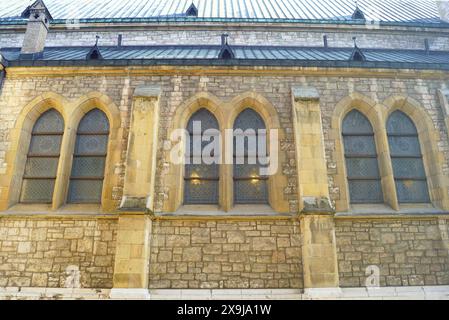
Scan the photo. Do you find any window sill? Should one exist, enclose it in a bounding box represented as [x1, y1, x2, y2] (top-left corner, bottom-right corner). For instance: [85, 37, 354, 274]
[336, 203, 449, 218]
[1, 203, 114, 217]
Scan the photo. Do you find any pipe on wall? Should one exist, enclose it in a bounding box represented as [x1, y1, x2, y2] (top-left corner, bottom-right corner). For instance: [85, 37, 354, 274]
[0, 54, 5, 95]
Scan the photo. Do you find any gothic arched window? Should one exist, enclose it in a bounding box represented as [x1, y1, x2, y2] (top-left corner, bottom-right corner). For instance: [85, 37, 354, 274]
[233, 109, 268, 204]
[20, 109, 64, 203]
[387, 110, 430, 203]
[67, 109, 109, 203]
[342, 110, 383, 203]
[184, 109, 220, 204]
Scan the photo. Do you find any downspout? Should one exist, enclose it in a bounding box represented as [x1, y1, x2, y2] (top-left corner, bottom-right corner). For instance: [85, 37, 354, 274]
[0, 53, 5, 96]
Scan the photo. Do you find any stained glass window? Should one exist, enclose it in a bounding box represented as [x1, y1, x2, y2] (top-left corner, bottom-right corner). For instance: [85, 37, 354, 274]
[233, 109, 268, 204]
[342, 110, 383, 203]
[184, 108, 220, 204]
[387, 111, 430, 203]
[20, 109, 64, 203]
[67, 109, 109, 203]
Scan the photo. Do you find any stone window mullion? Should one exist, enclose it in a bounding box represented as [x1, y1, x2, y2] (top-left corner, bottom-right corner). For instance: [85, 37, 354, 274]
[221, 127, 232, 211]
[51, 126, 75, 210]
[375, 125, 399, 210]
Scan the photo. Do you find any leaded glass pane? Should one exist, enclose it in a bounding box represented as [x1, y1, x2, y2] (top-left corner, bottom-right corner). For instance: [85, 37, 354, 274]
[75, 135, 108, 154]
[32, 110, 64, 133]
[78, 109, 109, 133]
[342, 110, 383, 204]
[234, 156, 269, 165]
[187, 109, 219, 133]
[187, 134, 220, 157]
[342, 110, 373, 135]
[184, 108, 219, 204]
[234, 180, 268, 204]
[348, 180, 383, 203]
[68, 109, 109, 204]
[395, 180, 430, 203]
[233, 111, 267, 157]
[233, 109, 265, 131]
[387, 111, 430, 203]
[345, 158, 380, 178]
[68, 180, 103, 203]
[184, 180, 218, 204]
[20, 109, 63, 203]
[392, 158, 426, 179]
[234, 164, 268, 178]
[20, 179, 55, 203]
[386, 111, 418, 135]
[233, 133, 267, 157]
[187, 156, 221, 166]
[185, 164, 218, 179]
[24, 158, 59, 178]
[343, 136, 376, 155]
[71, 157, 106, 178]
[28, 135, 62, 155]
[387, 136, 421, 156]
[233, 109, 268, 204]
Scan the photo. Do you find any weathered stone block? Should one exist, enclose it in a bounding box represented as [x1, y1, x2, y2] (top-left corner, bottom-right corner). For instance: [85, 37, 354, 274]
[182, 247, 202, 262]
[226, 231, 245, 243]
[252, 237, 277, 251]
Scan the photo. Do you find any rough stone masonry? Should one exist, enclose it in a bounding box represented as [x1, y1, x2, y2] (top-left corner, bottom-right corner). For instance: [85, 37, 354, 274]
[0, 0, 449, 298]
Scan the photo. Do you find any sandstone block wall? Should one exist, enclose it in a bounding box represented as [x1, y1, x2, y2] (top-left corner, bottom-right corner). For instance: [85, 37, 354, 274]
[335, 218, 449, 287]
[0, 217, 118, 288]
[0, 69, 449, 290]
[1, 73, 449, 213]
[149, 219, 302, 289]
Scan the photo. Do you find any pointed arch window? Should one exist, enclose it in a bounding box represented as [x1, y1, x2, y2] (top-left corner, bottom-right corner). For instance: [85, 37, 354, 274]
[233, 109, 268, 204]
[342, 110, 383, 203]
[20, 109, 64, 203]
[67, 109, 109, 203]
[184, 108, 220, 204]
[387, 111, 430, 203]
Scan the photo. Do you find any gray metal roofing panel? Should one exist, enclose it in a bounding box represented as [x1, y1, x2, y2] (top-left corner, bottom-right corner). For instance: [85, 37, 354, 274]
[2, 45, 449, 67]
[0, 0, 445, 25]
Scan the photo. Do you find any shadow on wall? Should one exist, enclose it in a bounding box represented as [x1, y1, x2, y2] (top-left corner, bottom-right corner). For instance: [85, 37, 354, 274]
[0, 69, 4, 94]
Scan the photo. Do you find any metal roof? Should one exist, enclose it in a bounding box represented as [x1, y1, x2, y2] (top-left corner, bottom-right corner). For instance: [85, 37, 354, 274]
[1, 45, 449, 70]
[0, 0, 446, 26]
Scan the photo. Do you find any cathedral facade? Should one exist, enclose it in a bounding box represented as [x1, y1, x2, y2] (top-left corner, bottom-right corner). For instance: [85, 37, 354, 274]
[0, 0, 449, 299]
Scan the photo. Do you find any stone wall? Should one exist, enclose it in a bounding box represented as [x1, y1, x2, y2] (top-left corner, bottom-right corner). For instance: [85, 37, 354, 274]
[0, 27, 448, 50]
[0, 216, 118, 288]
[335, 217, 449, 287]
[2, 214, 449, 290]
[149, 219, 302, 289]
[1, 68, 449, 291]
[0, 75, 134, 209]
[1, 72, 448, 213]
